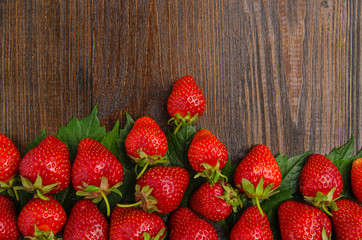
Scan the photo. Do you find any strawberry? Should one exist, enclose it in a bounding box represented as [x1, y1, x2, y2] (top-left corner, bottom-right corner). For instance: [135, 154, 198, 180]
[118, 166, 189, 214]
[63, 199, 109, 240]
[278, 200, 332, 240]
[0, 134, 21, 198]
[188, 129, 228, 183]
[71, 138, 124, 216]
[299, 154, 343, 215]
[331, 199, 362, 239]
[233, 144, 281, 215]
[168, 207, 217, 240]
[167, 75, 206, 133]
[351, 158, 362, 202]
[189, 181, 242, 221]
[125, 116, 168, 178]
[230, 206, 272, 240]
[0, 134, 20, 183]
[0, 195, 19, 240]
[18, 195, 67, 238]
[19, 136, 71, 199]
[109, 206, 166, 240]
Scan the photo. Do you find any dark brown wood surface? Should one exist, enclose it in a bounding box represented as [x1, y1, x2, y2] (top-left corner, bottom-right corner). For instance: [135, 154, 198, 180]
[0, 0, 361, 162]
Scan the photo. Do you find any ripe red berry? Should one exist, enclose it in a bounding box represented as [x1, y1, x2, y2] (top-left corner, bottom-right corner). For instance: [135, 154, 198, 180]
[190, 181, 241, 221]
[18, 195, 67, 238]
[71, 138, 124, 216]
[188, 129, 228, 183]
[0, 134, 20, 184]
[63, 199, 109, 240]
[230, 206, 272, 240]
[125, 116, 168, 178]
[299, 154, 343, 215]
[331, 199, 362, 239]
[0, 195, 19, 240]
[168, 207, 217, 240]
[167, 75, 206, 133]
[119, 166, 189, 214]
[351, 158, 362, 202]
[110, 206, 165, 240]
[233, 144, 281, 215]
[19, 136, 71, 196]
[278, 200, 332, 240]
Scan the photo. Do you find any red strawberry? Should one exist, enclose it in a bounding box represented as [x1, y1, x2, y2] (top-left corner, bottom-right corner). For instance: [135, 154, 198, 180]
[278, 200, 332, 240]
[299, 154, 343, 215]
[63, 199, 109, 240]
[119, 166, 189, 214]
[168, 207, 217, 240]
[19, 136, 71, 198]
[71, 138, 124, 216]
[0, 134, 20, 183]
[188, 129, 228, 183]
[189, 181, 242, 221]
[230, 206, 272, 240]
[167, 75, 206, 133]
[0, 195, 19, 240]
[18, 195, 67, 238]
[331, 199, 362, 239]
[109, 206, 166, 240]
[351, 158, 362, 202]
[233, 144, 281, 215]
[125, 116, 168, 178]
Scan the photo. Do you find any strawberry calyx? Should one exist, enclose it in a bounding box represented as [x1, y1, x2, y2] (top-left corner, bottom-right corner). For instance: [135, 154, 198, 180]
[0, 177, 21, 201]
[25, 225, 60, 240]
[142, 228, 166, 240]
[321, 227, 331, 240]
[218, 183, 243, 212]
[194, 161, 228, 185]
[76, 177, 122, 217]
[128, 150, 169, 179]
[168, 112, 199, 134]
[20, 175, 60, 201]
[117, 185, 159, 213]
[239, 177, 279, 216]
[304, 187, 342, 216]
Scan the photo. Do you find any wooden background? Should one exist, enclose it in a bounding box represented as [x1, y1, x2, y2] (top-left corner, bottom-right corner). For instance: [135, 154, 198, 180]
[0, 0, 361, 163]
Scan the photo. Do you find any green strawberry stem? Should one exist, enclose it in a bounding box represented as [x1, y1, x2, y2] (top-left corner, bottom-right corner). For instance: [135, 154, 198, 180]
[20, 175, 60, 198]
[129, 150, 169, 179]
[142, 228, 166, 240]
[117, 185, 159, 213]
[100, 190, 111, 217]
[240, 177, 279, 216]
[254, 196, 263, 217]
[136, 161, 150, 179]
[304, 187, 341, 217]
[76, 177, 123, 217]
[0, 178, 20, 201]
[195, 161, 228, 185]
[117, 201, 143, 208]
[168, 112, 199, 135]
[26, 225, 58, 240]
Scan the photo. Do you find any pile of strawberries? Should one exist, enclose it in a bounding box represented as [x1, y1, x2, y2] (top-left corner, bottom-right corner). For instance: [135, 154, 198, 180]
[1, 75, 362, 240]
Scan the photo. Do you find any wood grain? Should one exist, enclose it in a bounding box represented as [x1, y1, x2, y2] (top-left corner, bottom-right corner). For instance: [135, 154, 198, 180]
[1, 0, 361, 163]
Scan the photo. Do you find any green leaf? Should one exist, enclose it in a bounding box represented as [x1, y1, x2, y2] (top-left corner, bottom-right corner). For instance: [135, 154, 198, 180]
[56, 105, 106, 160]
[326, 137, 358, 199]
[221, 159, 238, 181]
[277, 150, 311, 194]
[101, 120, 120, 156]
[165, 124, 196, 168]
[23, 129, 47, 156]
[326, 137, 354, 162]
